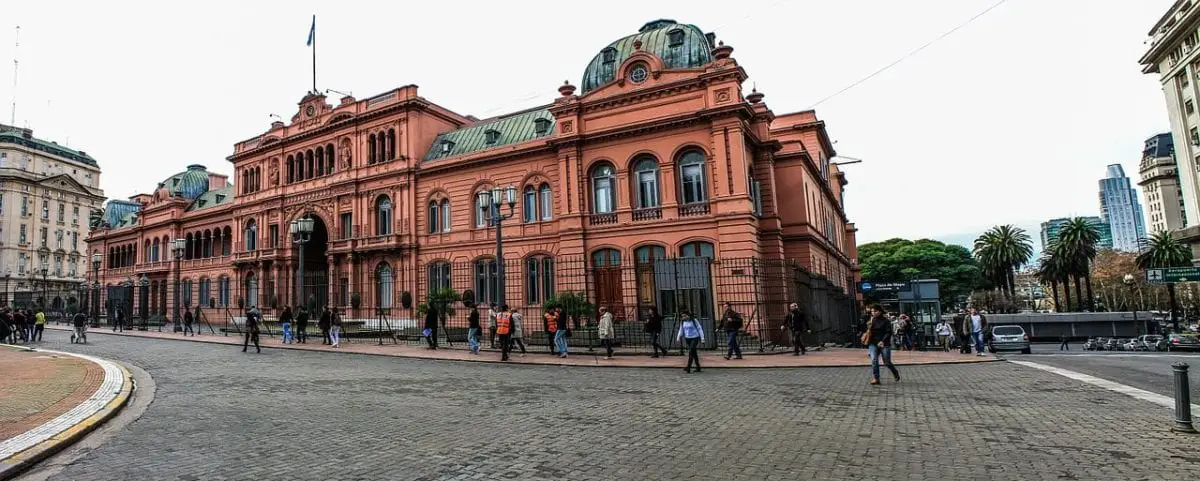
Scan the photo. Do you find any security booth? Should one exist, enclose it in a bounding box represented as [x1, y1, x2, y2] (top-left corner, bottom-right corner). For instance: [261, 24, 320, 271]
[898, 279, 941, 344]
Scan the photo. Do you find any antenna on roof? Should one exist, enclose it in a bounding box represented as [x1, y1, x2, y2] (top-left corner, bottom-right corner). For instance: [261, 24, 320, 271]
[10, 25, 19, 126]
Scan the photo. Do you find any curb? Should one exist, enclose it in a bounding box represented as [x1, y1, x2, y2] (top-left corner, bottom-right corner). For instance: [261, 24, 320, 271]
[0, 348, 134, 481]
[42, 325, 1002, 369]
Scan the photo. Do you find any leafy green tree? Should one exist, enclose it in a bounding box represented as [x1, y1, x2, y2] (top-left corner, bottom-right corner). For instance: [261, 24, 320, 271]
[544, 291, 595, 330]
[857, 238, 985, 308]
[972, 225, 1035, 298]
[1137, 231, 1194, 331]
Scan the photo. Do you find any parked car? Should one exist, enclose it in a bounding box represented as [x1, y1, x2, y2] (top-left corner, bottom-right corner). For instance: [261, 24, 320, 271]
[988, 325, 1031, 354]
[1104, 338, 1121, 351]
[1122, 338, 1147, 351]
[1163, 334, 1200, 352]
[1139, 335, 1162, 352]
[1084, 338, 1102, 351]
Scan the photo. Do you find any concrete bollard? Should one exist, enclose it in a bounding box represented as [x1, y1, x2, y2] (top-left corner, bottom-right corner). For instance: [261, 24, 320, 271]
[1172, 362, 1197, 433]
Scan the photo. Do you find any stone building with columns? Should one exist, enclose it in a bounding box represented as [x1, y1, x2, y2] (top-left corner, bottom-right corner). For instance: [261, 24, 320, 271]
[85, 19, 860, 344]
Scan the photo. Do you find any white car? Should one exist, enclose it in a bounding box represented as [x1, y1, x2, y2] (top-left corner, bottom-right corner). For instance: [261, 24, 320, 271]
[1122, 339, 1147, 351]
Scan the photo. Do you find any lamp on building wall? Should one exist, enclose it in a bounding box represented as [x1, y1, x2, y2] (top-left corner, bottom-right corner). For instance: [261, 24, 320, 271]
[172, 238, 186, 332]
[478, 185, 517, 306]
[290, 216, 314, 309]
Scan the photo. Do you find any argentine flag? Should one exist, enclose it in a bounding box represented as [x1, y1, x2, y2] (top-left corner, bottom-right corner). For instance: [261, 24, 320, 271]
[306, 15, 315, 46]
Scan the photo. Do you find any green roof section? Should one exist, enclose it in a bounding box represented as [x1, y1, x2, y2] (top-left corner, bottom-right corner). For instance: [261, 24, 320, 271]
[0, 125, 98, 167]
[581, 19, 713, 94]
[187, 185, 235, 212]
[422, 107, 555, 162]
[161, 164, 212, 200]
[102, 200, 140, 228]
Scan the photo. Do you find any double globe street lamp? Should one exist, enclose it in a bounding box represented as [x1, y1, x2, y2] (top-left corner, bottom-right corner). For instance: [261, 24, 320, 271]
[91, 253, 102, 325]
[290, 216, 314, 310]
[172, 238, 186, 331]
[477, 185, 517, 306]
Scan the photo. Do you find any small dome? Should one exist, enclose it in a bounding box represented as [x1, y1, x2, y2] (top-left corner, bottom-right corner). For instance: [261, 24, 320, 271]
[162, 164, 211, 200]
[581, 20, 713, 93]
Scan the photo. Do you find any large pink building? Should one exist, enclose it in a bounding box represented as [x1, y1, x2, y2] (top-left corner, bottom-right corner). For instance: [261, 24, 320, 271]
[87, 20, 859, 347]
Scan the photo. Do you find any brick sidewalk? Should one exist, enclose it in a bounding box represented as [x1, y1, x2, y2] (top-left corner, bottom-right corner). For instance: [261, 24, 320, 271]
[45, 325, 998, 368]
[0, 347, 103, 441]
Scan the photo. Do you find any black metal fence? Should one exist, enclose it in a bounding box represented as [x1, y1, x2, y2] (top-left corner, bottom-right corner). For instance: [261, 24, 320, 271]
[205, 256, 857, 352]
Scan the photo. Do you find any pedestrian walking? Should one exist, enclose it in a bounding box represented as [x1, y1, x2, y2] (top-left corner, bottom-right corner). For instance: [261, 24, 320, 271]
[935, 318, 952, 352]
[279, 306, 294, 344]
[1059, 334, 1069, 351]
[644, 306, 667, 358]
[597, 306, 615, 359]
[319, 307, 332, 345]
[676, 310, 704, 373]
[554, 307, 569, 358]
[543, 308, 559, 355]
[423, 303, 439, 350]
[965, 308, 988, 357]
[71, 310, 88, 344]
[863, 305, 900, 385]
[487, 305, 499, 349]
[33, 309, 46, 342]
[781, 302, 810, 355]
[496, 304, 513, 361]
[13, 309, 26, 343]
[510, 306, 527, 356]
[183, 309, 195, 336]
[330, 308, 343, 348]
[113, 307, 125, 333]
[295, 306, 310, 344]
[902, 314, 916, 351]
[242, 308, 261, 353]
[467, 307, 482, 354]
[0, 310, 12, 345]
[720, 302, 744, 360]
[953, 310, 970, 354]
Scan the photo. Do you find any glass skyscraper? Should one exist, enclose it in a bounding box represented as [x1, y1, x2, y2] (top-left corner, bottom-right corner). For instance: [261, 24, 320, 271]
[1099, 164, 1147, 252]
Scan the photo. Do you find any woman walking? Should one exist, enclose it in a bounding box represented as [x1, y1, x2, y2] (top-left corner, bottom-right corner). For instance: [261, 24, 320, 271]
[467, 307, 481, 354]
[598, 306, 615, 359]
[676, 310, 704, 373]
[329, 308, 343, 348]
[644, 306, 667, 358]
[553, 307, 569, 358]
[423, 303, 439, 350]
[242, 307, 261, 353]
[510, 307, 527, 357]
[864, 305, 900, 385]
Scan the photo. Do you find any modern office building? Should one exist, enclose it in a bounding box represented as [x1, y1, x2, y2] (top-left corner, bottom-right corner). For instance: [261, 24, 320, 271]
[0, 124, 106, 308]
[1099, 164, 1147, 252]
[1139, 133, 1187, 233]
[1040, 216, 1113, 252]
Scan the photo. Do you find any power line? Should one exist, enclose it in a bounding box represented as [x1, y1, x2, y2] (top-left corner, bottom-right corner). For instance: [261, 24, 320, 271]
[807, 0, 1010, 109]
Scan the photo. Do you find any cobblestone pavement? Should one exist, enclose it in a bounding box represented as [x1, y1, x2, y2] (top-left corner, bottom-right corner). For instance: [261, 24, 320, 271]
[0, 346, 103, 440]
[28, 329, 1200, 481]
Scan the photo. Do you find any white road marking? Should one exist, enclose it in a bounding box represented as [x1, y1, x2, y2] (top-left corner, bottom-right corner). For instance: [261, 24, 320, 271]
[1008, 360, 1200, 412]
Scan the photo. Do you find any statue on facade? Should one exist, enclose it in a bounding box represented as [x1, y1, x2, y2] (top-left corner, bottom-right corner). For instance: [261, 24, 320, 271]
[340, 138, 352, 169]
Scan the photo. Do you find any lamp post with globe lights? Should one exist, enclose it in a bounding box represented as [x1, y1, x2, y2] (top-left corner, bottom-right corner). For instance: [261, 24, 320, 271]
[1123, 274, 1145, 336]
[290, 216, 314, 310]
[91, 253, 102, 326]
[172, 238, 186, 332]
[477, 185, 517, 307]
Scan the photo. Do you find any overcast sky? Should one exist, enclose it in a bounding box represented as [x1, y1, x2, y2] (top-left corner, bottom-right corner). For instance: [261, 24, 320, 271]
[0, 0, 1177, 247]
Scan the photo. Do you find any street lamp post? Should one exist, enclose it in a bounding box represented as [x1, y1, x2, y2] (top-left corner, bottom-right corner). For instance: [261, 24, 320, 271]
[290, 216, 314, 310]
[1124, 274, 1144, 336]
[2, 271, 10, 308]
[39, 262, 49, 311]
[91, 253, 102, 325]
[172, 238, 186, 332]
[477, 186, 517, 306]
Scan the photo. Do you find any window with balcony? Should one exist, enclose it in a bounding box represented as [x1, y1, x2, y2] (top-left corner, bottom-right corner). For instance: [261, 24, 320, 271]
[19, 224, 26, 244]
[42, 201, 49, 220]
[591, 163, 616, 214]
[244, 219, 258, 251]
[539, 184, 552, 221]
[20, 196, 27, 216]
[633, 156, 661, 211]
[678, 150, 708, 205]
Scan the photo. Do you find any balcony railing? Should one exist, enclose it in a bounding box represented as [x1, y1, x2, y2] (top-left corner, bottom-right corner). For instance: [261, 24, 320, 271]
[632, 207, 662, 221]
[678, 202, 710, 217]
[588, 212, 618, 226]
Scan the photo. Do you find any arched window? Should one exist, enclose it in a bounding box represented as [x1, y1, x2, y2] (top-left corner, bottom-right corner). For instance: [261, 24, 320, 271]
[427, 262, 451, 292]
[244, 219, 257, 251]
[325, 144, 335, 175]
[428, 201, 440, 234]
[475, 258, 499, 306]
[633, 156, 661, 209]
[679, 241, 714, 258]
[316, 147, 324, 177]
[152, 238, 160, 263]
[475, 189, 490, 229]
[592, 248, 621, 267]
[522, 186, 536, 223]
[440, 199, 451, 233]
[678, 150, 708, 205]
[539, 184, 552, 221]
[184, 233, 194, 260]
[376, 196, 393, 236]
[378, 132, 388, 162]
[376, 263, 394, 310]
[526, 255, 555, 304]
[204, 230, 213, 257]
[144, 240, 151, 263]
[221, 227, 232, 256]
[287, 155, 295, 183]
[635, 245, 666, 264]
[368, 133, 377, 164]
[306, 150, 314, 180]
[387, 129, 396, 160]
[591, 163, 616, 214]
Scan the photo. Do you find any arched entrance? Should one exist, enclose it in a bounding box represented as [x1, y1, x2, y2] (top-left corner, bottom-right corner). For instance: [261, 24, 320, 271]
[298, 215, 329, 311]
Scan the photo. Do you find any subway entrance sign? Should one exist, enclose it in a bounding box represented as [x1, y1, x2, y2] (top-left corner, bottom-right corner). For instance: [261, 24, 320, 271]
[1146, 266, 1200, 284]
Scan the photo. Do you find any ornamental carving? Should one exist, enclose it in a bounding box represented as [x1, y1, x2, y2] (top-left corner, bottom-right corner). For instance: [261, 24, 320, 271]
[340, 138, 353, 169]
[269, 158, 280, 186]
[561, 120, 574, 134]
[715, 88, 731, 104]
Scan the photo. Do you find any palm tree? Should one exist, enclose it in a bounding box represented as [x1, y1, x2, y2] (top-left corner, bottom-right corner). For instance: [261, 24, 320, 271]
[1040, 241, 1075, 311]
[973, 225, 1035, 298]
[1136, 231, 1194, 331]
[1057, 217, 1102, 311]
[1035, 253, 1062, 312]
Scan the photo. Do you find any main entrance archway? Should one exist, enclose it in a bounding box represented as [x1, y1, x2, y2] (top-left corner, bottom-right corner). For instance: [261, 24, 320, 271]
[297, 215, 329, 311]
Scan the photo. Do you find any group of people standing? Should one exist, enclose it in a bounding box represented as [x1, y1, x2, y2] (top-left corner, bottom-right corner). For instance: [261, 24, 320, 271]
[0, 307, 47, 344]
[240, 305, 344, 354]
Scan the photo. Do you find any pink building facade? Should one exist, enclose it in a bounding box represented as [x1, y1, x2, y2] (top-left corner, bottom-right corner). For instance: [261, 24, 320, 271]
[86, 20, 859, 345]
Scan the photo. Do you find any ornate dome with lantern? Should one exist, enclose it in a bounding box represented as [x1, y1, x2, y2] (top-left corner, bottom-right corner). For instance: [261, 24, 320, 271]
[580, 19, 715, 94]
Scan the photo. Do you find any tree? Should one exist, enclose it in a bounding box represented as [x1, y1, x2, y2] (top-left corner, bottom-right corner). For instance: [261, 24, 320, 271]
[1137, 231, 1194, 331]
[544, 292, 595, 330]
[857, 238, 985, 308]
[972, 225, 1035, 298]
[1057, 217, 1101, 311]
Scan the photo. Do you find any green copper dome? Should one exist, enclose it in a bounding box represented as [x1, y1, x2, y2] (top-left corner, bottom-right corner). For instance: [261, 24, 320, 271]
[581, 20, 714, 94]
[161, 164, 211, 200]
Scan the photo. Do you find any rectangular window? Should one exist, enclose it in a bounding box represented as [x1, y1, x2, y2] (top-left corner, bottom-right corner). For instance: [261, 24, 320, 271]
[18, 253, 26, 275]
[751, 180, 763, 216]
[40, 227, 47, 247]
[540, 187, 552, 221]
[429, 203, 440, 233]
[57, 203, 64, 222]
[427, 263, 451, 292]
[1191, 127, 1199, 145]
[681, 164, 707, 204]
[200, 279, 212, 307]
[523, 188, 536, 223]
[543, 257, 555, 300]
[442, 202, 452, 232]
[269, 224, 279, 248]
[21, 196, 28, 216]
[42, 201, 49, 219]
[1189, 100, 1196, 115]
[526, 258, 540, 304]
[69, 260, 77, 277]
[19, 224, 26, 244]
[1181, 72, 1191, 89]
[54, 254, 63, 276]
[637, 170, 659, 208]
[340, 212, 352, 239]
[476, 196, 489, 228]
[475, 260, 498, 306]
[594, 178, 614, 213]
[55, 229, 62, 248]
[0, 193, 3, 215]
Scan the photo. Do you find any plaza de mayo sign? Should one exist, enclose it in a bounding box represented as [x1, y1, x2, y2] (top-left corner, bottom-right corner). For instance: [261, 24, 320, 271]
[1146, 266, 1200, 284]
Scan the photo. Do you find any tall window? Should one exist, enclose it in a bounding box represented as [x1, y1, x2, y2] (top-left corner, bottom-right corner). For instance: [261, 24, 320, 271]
[218, 276, 231, 307]
[21, 196, 28, 216]
[340, 212, 353, 239]
[152, 238, 160, 262]
[19, 224, 26, 244]
[428, 201, 443, 233]
[72, 232, 78, 251]
[245, 272, 259, 308]
[244, 219, 257, 251]
[475, 192, 490, 228]
[523, 186, 536, 223]
[72, 205, 78, 224]
[42, 200, 49, 219]
[678, 150, 708, 204]
[181, 279, 193, 308]
[376, 263, 394, 310]
[440, 200, 451, 233]
[526, 256, 555, 304]
[591, 163, 616, 213]
[376, 196, 393, 236]
[475, 258, 499, 306]
[679, 241, 715, 258]
[18, 253, 26, 274]
[268, 224, 279, 248]
[633, 156, 660, 208]
[200, 278, 212, 307]
[368, 133, 377, 164]
[428, 262, 451, 292]
[539, 184, 552, 220]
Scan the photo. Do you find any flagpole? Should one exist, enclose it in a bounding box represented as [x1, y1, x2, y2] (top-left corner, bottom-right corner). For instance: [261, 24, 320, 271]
[311, 15, 316, 94]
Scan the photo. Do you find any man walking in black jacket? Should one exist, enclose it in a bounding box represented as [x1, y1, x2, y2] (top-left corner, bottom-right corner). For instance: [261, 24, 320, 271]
[782, 302, 810, 355]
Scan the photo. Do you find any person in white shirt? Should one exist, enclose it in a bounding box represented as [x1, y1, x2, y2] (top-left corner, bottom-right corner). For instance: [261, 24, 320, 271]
[964, 308, 988, 356]
[676, 310, 705, 373]
[935, 319, 952, 352]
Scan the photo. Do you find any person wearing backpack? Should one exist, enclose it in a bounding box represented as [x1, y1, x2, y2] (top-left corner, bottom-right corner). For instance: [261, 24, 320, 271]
[720, 302, 744, 360]
[330, 307, 343, 348]
[495, 304, 513, 361]
[242, 307, 261, 353]
[644, 306, 667, 358]
[676, 310, 704, 373]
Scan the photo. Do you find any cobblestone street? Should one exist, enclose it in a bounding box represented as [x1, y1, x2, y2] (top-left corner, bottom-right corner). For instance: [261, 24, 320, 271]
[24, 329, 1200, 480]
